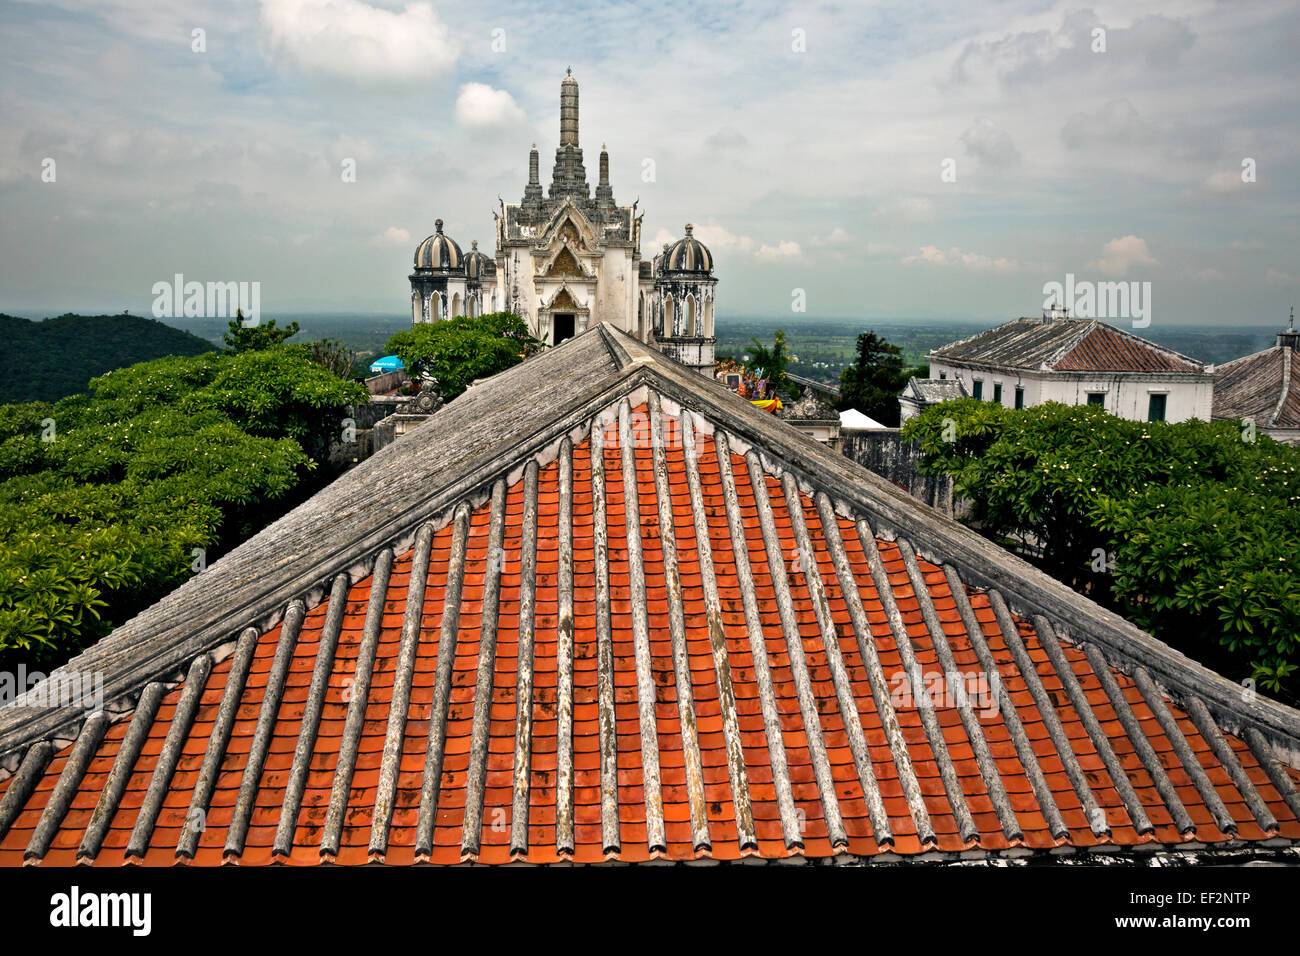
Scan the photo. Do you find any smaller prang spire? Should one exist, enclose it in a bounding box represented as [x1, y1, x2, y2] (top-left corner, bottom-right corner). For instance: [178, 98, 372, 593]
[522, 142, 543, 209]
[595, 142, 614, 208]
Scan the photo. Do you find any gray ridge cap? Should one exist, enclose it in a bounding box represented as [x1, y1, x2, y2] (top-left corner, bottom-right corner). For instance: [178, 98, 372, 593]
[3, 324, 1298, 770]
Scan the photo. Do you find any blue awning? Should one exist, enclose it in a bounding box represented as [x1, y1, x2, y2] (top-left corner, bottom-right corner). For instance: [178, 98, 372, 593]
[369, 355, 404, 373]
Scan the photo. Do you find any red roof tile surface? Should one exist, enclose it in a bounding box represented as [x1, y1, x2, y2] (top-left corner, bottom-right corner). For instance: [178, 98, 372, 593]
[3, 402, 1297, 865]
[1054, 323, 1201, 373]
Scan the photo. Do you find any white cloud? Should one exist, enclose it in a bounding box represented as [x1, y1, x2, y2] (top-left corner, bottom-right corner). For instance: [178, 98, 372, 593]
[901, 245, 1019, 272]
[260, 0, 457, 86]
[455, 83, 526, 129]
[876, 197, 937, 225]
[1203, 169, 1248, 193]
[808, 227, 852, 248]
[1095, 235, 1156, 276]
[690, 222, 756, 254]
[960, 117, 1020, 169]
[756, 240, 802, 261]
[371, 226, 410, 246]
[1266, 269, 1295, 285]
[1186, 267, 1225, 282]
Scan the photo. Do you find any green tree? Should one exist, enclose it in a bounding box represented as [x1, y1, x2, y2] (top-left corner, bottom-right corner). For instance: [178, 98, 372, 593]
[744, 330, 797, 398]
[223, 310, 300, 352]
[0, 346, 366, 667]
[838, 330, 923, 427]
[902, 400, 1300, 698]
[298, 337, 358, 380]
[384, 312, 542, 400]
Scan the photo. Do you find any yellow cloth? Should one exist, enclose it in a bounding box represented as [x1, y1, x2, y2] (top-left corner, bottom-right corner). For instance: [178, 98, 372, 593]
[750, 398, 783, 414]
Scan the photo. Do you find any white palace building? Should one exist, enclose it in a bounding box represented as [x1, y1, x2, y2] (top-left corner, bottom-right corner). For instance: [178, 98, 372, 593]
[407, 71, 718, 375]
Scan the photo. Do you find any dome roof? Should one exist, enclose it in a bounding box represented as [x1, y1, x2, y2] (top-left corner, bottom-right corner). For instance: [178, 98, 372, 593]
[465, 239, 496, 281]
[414, 219, 464, 272]
[663, 223, 713, 273]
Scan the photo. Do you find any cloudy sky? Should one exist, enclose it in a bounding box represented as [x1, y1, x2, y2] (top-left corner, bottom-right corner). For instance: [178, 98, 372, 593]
[1, 0, 1297, 325]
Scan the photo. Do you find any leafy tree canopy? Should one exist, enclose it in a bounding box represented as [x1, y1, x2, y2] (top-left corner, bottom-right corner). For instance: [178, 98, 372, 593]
[0, 313, 212, 404]
[901, 400, 1300, 697]
[743, 330, 798, 398]
[223, 310, 300, 352]
[0, 346, 366, 667]
[384, 312, 543, 400]
[838, 330, 925, 426]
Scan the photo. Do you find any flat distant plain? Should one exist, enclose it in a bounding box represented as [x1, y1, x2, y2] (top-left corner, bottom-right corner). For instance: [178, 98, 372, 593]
[13, 311, 1282, 391]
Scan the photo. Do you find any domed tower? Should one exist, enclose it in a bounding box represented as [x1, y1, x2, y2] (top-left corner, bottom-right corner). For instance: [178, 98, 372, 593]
[651, 223, 717, 375]
[410, 219, 467, 323]
[463, 240, 498, 317]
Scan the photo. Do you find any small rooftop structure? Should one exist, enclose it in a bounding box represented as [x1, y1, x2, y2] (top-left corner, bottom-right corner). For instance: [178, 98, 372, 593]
[779, 389, 841, 446]
[1211, 308, 1300, 444]
[899, 376, 969, 423]
[840, 408, 886, 431]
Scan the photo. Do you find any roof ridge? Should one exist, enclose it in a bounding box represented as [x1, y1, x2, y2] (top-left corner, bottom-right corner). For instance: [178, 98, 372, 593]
[1269, 344, 1291, 427]
[1043, 319, 1098, 369]
[1086, 320, 1205, 371]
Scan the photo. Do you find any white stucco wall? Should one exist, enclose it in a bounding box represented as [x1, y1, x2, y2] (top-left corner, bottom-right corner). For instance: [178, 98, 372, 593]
[929, 359, 1214, 423]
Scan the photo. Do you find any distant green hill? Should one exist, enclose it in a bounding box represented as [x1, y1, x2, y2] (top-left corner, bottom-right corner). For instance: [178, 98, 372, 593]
[0, 313, 215, 403]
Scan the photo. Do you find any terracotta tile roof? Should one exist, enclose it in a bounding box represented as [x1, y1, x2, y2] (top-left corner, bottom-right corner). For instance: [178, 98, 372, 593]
[932, 318, 1206, 375]
[1213, 344, 1299, 428]
[2, 327, 1297, 866]
[1053, 322, 1203, 373]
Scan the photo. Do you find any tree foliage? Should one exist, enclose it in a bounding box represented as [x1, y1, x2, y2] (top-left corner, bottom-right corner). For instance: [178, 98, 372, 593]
[297, 337, 358, 380]
[837, 330, 924, 427]
[0, 346, 367, 667]
[0, 313, 212, 404]
[744, 330, 798, 398]
[222, 311, 300, 352]
[901, 400, 1300, 697]
[384, 312, 542, 400]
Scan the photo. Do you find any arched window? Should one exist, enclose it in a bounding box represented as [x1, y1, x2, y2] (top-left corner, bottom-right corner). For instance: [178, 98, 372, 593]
[412, 292, 420, 324]
[451, 293, 462, 318]
[704, 298, 714, 337]
[686, 294, 696, 336]
[431, 292, 442, 322]
[662, 294, 674, 336]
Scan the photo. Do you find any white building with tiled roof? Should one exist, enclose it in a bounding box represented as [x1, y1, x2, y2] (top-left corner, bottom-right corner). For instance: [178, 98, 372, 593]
[909, 309, 1214, 424]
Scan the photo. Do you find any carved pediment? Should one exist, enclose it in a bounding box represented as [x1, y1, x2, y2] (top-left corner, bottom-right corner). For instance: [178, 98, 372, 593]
[546, 247, 583, 277]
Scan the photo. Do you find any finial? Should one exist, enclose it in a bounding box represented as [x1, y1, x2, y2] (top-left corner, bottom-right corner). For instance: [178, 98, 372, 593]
[685, 222, 693, 236]
[435, 218, 443, 233]
[531, 142, 537, 150]
[566, 66, 572, 77]
[472, 240, 478, 250]
[1290, 305, 1295, 330]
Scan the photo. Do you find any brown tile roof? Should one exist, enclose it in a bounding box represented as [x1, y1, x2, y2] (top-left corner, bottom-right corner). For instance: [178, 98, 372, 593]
[2, 328, 1297, 866]
[1213, 345, 1299, 428]
[933, 318, 1206, 375]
